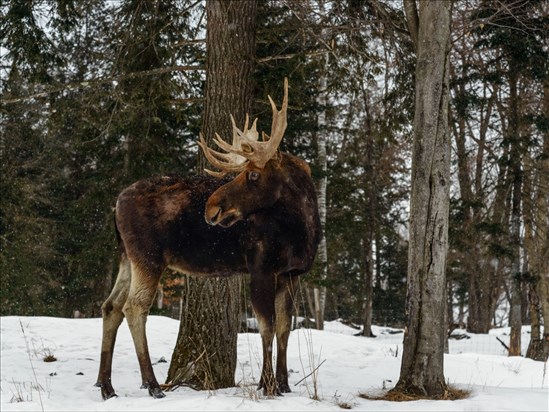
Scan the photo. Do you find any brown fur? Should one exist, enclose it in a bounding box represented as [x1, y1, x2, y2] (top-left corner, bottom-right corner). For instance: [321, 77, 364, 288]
[96, 153, 322, 399]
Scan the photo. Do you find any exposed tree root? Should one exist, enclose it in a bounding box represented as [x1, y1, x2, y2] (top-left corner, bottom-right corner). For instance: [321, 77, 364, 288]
[359, 385, 470, 402]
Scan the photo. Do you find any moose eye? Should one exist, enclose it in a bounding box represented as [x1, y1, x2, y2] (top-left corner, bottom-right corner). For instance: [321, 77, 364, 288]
[248, 171, 260, 181]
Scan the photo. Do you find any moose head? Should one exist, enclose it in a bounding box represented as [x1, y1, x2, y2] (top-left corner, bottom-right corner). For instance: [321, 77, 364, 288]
[199, 78, 289, 228]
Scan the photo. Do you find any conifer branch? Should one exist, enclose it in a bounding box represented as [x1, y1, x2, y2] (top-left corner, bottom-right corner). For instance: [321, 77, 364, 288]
[1, 65, 204, 104]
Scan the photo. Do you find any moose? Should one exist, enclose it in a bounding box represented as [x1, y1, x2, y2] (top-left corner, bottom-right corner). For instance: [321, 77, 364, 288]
[95, 79, 322, 400]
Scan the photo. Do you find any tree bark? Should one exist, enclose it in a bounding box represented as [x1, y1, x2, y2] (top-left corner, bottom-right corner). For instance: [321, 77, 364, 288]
[311, 0, 328, 331]
[507, 67, 522, 357]
[451, 31, 502, 335]
[313, 65, 328, 331]
[393, 0, 452, 398]
[360, 87, 375, 337]
[167, 276, 242, 389]
[538, 81, 549, 358]
[167, 0, 257, 390]
[524, 79, 549, 361]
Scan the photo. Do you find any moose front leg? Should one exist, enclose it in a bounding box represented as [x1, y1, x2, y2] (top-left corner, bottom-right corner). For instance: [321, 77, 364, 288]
[250, 275, 278, 396]
[274, 275, 299, 393]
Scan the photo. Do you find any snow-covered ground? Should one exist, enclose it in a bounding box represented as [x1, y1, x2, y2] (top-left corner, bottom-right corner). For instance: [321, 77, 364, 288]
[1, 316, 547, 411]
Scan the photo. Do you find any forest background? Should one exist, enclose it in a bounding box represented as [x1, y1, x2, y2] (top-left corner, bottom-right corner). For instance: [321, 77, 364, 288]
[1, 0, 548, 360]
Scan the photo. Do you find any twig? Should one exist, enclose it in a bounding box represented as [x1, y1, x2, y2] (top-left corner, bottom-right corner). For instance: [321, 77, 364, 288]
[257, 49, 330, 63]
[294, 359, 326, 386]
[19, 320, 44, 412]
[164, 348, 208, 391]
[2, 65, 204, 105]
[496, 336, 509, 352]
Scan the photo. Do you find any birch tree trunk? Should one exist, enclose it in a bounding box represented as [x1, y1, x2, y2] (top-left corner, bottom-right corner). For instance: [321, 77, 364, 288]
[393, 0, 452, 397]
[313, 69, 328, 331]
[311, 0, 328, 330]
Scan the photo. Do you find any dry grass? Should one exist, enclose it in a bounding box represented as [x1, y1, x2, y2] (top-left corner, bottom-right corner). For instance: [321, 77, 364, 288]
[332, 391, 357, 409]
[43, 354, 57, 363]
[360, 385, 470, 402]
[337, 401, 353, 409]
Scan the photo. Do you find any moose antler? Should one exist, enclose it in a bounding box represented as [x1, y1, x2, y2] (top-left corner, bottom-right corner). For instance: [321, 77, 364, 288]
[198, 78, 288, 177]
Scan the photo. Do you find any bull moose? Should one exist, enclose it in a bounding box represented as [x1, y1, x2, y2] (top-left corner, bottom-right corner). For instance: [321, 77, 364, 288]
[95, 79, 322, 399]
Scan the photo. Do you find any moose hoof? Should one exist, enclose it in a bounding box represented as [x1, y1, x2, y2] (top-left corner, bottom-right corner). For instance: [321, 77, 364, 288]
[103, 391, 118, 400]
[140, 381, 165, 398]
[278, 382, 291, 393]
[148, 387, 166, 399]
[95, 382, 118, 400]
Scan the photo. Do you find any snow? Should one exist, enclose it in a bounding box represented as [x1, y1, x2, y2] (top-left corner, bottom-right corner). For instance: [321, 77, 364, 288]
[1, 316, 547, 411]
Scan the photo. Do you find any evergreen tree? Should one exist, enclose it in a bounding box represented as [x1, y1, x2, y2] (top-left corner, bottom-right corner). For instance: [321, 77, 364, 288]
[1, 0, 203, 316]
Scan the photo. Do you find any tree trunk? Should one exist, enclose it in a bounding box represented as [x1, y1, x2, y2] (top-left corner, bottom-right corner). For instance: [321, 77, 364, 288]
[525, 281, 546, 361]
[452, 47, 500, 335]
[313, 74, 327, 328]
[312, 0, 328, 331]
[304, 285, 317, 328]
[466, 133, 510, 333]
[167, 0, 257, 390]
[507, 68, 522, 357]
[361, 234, 374, 337]
[393, 0, 452, 398]
[167, 276, 241, 389]
[538, 81, 549, 358]
[360, 86, 375, 338]
[524, 79, 549, 361]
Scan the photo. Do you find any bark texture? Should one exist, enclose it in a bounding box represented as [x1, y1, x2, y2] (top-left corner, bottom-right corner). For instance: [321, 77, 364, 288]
[393, 0, 452, 397]
[507, 67, 523, 357]
[166, 0, 257, 390]
[314, 68, 328, 331]
[524, 80, 549, 361]
[361, 92, 375, 337]
[167, 276, 242, 389]
[451, 48, 501, 333]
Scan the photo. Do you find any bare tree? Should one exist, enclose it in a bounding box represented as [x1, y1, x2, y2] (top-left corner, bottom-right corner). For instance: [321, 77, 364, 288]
[313, 0, 328, 331]
[524, 79, 549, 361]
[392, 0, 452, 397]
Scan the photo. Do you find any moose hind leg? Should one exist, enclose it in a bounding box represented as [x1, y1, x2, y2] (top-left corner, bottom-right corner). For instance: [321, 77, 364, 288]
[274, 275, 299, 393]
[123, 262, 165, 399]
[251, 276, 278, 396]
[96, 255, 131, 400]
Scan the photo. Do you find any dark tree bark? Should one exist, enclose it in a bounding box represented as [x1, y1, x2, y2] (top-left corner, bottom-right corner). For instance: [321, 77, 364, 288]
[451, 47, 499, 334]
[393, 0, 452, 398]
[507, 66, 523, 357]
[524, 80, 549, 361]
[166, 0, 257, 390]
[452, 76, 500, 334]
[360, 92, 375, 337]
[538, 81, 549, 359]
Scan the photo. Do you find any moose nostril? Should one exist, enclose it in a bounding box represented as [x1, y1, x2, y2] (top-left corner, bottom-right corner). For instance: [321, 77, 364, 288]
[213, 207, 221, 222]
[206, 206, 222, 225]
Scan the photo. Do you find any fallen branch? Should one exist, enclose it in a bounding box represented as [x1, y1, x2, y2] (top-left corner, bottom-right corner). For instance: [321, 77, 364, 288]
[496, 336, 509, 352]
